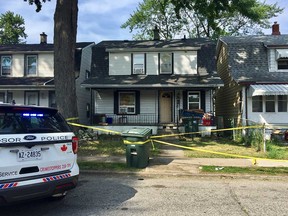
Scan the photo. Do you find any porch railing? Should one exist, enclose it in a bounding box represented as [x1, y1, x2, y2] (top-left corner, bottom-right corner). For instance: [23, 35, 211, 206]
[92, 113, 159, 125]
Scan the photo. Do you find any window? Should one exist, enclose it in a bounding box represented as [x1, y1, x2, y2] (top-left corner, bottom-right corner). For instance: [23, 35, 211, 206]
[160, 53, 172, 74]
[133, 53, 145, 74]
[119, 92, 136, 114]
[25, 91, 39, 106]
[252, 96, 263, 112]
[265, 95, 275, 112]
[0, 92, 13, 103]
[49, 91, 57, 108]
[188, 92, 200, 110]
[26, 55, 37, 75]
[1, 56, 12, 76]
[277, 59, 288, 70]
[278, 95, 287, 112]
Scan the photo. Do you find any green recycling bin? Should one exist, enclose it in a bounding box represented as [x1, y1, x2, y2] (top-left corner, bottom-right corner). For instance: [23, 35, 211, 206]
[182, 117, 199, 137]
[122, 128, 152, 168]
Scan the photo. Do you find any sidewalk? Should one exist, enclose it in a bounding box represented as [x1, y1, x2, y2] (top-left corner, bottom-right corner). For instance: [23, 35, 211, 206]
[78, 145, 288, 177]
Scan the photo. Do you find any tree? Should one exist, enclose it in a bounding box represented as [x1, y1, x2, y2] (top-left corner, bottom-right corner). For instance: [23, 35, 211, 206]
[122, 0, 283, 40]
[121, 0, 184, 40]
[26, 0, 78, 119]
[0, 11, 27, 44]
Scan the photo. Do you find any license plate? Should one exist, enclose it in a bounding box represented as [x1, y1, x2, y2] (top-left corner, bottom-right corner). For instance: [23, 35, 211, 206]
[17, 149, 42, 161]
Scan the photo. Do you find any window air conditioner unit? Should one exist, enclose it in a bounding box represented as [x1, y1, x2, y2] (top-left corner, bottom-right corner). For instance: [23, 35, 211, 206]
[133, 68, 144, 74]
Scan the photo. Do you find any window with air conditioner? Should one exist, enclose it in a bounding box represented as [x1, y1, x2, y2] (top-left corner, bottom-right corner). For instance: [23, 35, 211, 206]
[1, 56, 12, 76]
[119, 92, 136, 114]
[133, 53, 145, 74]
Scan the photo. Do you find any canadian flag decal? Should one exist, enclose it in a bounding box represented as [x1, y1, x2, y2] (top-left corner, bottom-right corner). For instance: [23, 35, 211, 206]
[61, 144, 68, 152]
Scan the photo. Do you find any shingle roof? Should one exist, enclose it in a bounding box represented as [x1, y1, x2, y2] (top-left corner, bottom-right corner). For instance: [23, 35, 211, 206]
[82, 39, 223, 88]
[0, 77, 54, 86]
[218, 35, 288, 84]
[0, 42, 94, 52]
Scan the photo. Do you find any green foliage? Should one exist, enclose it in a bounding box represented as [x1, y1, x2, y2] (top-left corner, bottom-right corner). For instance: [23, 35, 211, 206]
[122, 0, 283, 39]
[121, 0, 184, 40]
[0, 11, 27, 44]
[24, 0, 50, 12]
[201, 165, 288, 175]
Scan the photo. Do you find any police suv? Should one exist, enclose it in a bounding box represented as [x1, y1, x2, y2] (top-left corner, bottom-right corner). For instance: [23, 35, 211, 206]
[0, 104, 79, 204]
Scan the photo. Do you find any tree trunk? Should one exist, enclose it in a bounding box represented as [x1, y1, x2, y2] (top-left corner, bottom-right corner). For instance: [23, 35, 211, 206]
[54, 0, 78, 119]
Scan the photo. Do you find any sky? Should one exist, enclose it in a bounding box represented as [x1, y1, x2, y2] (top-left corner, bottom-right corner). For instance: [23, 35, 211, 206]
[0, 0, 287, 44]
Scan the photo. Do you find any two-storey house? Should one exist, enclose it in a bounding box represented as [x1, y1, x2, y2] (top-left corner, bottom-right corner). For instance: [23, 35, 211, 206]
[80, 32, 223, 133]
[0, 32, 93, 108]
[216, 22, 288, 133]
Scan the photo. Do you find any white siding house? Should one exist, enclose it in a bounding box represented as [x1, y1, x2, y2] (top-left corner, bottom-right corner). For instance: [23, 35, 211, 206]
[81, 36, 223, 134]
[216, 22, 288, 133]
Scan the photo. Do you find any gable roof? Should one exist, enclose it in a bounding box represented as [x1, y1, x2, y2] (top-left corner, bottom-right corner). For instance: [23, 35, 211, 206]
[82, 38, 223, 88]
[217, 35, 288, 84]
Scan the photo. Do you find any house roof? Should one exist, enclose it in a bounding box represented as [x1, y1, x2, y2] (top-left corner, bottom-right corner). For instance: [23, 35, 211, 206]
[82, 38, 223, 88]
[0, 77, 54, 90]
[0, 42, 94, 52]
[217, 35, 288, 84]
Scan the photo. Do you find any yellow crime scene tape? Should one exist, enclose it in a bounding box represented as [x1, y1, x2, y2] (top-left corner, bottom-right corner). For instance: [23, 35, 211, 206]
[68, 122, 121, 135]
[67, 120, 288, 165]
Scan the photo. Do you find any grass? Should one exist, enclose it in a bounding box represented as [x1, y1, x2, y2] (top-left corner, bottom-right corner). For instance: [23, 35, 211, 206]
[78, 134, 126, 156]
[200, 166, 288, 176]
[174, 136, 288, 160]
[77, 133, 288, 175]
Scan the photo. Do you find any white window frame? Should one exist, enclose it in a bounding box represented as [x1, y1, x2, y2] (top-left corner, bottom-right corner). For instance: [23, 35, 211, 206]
[118, 92, 136, 114]
[160, 53, 172, 74]
[188, 91, 201, 110]
[133, 53, 145, 74]
[1, 56, 12, 76]
[26, 55, 37, 76]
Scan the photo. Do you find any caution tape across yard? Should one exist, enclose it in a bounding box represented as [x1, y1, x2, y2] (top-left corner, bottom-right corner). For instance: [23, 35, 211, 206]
[152, 139, 288, 165]
[67, 121, 288, 165]
[68, 122, 121, 135]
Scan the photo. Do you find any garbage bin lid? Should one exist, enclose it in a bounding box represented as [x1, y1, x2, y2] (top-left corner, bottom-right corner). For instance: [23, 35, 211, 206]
[121, 128, 152, 137]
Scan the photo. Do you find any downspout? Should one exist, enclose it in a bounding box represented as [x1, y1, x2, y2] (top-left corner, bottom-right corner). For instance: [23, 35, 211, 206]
[245, 86, 248, 124]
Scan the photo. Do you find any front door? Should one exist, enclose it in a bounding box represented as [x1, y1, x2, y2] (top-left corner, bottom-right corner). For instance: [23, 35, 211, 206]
[160, 91, 172, 123]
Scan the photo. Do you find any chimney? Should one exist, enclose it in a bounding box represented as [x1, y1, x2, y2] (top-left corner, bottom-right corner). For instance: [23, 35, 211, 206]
[40, 32, 47, 44]
[153, 26, 160, 40]
[272, 22, 280, 35]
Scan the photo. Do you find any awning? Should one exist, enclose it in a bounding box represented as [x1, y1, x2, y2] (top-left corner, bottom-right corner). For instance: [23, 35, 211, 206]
[276, 49, 288, 59]
[250, 84, 288, 96]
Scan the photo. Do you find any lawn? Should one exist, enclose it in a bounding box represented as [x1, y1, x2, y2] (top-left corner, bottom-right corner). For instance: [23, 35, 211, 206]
[78, 133, 288, 160]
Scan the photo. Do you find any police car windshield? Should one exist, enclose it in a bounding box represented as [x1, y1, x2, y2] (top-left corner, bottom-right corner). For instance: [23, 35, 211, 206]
[0, 111, 71, 134]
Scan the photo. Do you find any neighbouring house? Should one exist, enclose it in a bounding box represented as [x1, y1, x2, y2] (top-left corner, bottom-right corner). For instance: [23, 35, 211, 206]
[80, 31, 223, 134]
[215, 22, 288, 137]
[0, 32, 93, 108]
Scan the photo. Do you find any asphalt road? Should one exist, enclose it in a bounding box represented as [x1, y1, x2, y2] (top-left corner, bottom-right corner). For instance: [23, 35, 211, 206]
[1, 173, 288, 216]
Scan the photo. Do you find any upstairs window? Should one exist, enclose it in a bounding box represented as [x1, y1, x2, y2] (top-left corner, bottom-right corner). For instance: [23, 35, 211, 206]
[132, 53, 145, 75]
[160, 53, 173, 74]
[1, 56, 12, 76]
[26, 55, 37, 76]
[119, 92, 136, 114]
[188, 92, 200, 110]
[276, 49, 288, 70]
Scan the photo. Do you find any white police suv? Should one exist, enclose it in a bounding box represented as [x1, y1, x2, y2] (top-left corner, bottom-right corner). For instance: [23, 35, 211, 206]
[0, 104, 79, 205]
